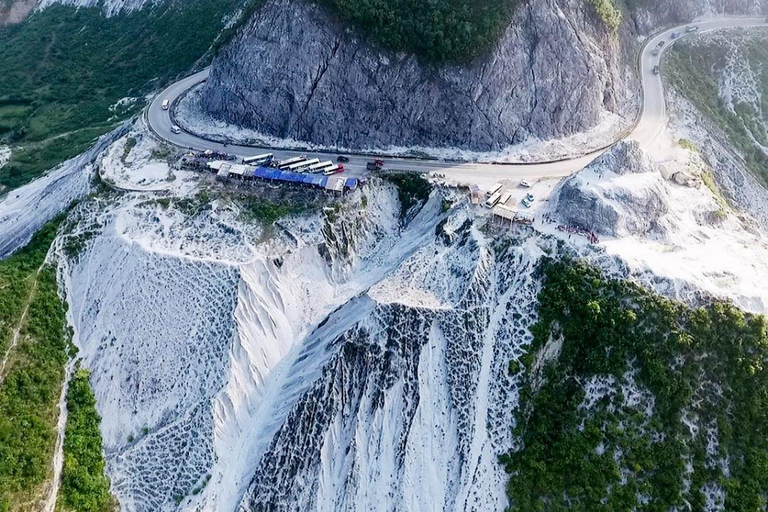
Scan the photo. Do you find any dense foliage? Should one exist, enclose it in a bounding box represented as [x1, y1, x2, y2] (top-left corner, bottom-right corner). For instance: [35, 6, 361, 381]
[666, 32, 768, 186]
[0, 0, 237, 191]
[0, 219, 69, 510]
[503, 259, 768, 511]
[585, 0, 622, 30]
[384, 173, 432, 220]
[58, 367, 114, 512]
[315, 0, 516, 62]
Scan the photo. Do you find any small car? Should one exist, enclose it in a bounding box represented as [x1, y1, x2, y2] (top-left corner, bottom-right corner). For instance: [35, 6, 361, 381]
[519, 180, 532, 188]
[671, 32, 681, 39]
[653, 65, 660, 75]
[686, 26, 699, 33]
[657, 40, 665, 47]
[337, 155, 350, 163]
[171, 125, 181, 134]
[652, 48, 660, 56]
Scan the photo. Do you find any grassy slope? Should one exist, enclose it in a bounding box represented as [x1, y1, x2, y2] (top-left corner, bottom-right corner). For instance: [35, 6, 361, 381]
[0, 0, 238, 192]
[57, 366, 115, 512]
[666, 31, 768, 186]
[0, 218, 69, 511]
[503, 259, 768, 511]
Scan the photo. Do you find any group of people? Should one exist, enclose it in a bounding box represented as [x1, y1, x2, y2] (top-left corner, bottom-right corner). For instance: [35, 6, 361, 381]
[556, 224, 599, 244]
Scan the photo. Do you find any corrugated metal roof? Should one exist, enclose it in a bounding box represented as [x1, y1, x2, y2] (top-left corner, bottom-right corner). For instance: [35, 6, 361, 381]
[325, 176, 345, 192]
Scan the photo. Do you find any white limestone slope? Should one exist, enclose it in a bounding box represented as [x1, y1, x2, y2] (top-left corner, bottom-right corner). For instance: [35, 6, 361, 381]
[36, 0, 153, 16]
[56, 151, 552, 512]
[235, 207, 546, 512]
[0, 122, 129, 258]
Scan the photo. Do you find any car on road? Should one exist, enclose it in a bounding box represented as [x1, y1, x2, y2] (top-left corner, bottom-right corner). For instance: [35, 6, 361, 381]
[686, 26, 698, 33]
[653, 65, 660, 75]
[162, 99, 170, 110]
[652, 48, 660, 56]
[519, 180, 532, 188]
[171, 125, 181, 134]
[337, 155, 350, 163]
[657, 40, 665, 48]
[671, 32, 681, 39]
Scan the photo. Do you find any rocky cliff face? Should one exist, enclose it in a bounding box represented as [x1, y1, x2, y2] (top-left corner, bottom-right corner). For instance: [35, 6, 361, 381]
[199, 0, 765, 152]
[552, 141, 670, 237]
[201, 0, 635, 152]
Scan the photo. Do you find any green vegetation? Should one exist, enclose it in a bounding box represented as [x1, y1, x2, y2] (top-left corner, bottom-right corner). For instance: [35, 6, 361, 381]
[384, 173, 432, 220]
[503, 258, 768, 511]
[666, 32, 768, 186]
[0, 0, 238, 192]
[677, 138, 697, 152]
[585, 0, 622, 30]
[0, 217, 61, 357]
[58, 366, 115, 512]
[315, 0, 516, 62]
[239, 199, 308, 225]
[0, 218, 70, 511]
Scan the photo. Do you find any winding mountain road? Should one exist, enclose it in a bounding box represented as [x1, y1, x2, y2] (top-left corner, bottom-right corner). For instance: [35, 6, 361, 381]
[147, 16, 767, 180]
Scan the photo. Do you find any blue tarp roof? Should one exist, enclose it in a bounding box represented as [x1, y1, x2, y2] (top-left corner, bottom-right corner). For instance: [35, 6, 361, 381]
[345, 178, 358, 189]
[249, 166, 333, 188]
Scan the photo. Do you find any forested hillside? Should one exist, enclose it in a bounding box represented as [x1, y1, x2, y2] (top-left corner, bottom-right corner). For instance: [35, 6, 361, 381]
[0, 0, 238, 193]
[505, 259, 768, 510]
[666, 30, 768, 185]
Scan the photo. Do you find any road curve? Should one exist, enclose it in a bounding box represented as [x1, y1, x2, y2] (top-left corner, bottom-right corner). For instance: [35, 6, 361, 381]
[147, 16, 767, 180]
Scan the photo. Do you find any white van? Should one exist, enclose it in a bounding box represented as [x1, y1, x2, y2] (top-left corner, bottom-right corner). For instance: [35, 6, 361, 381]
[162, 99, 170, 110]
[171, 125, 181, 134]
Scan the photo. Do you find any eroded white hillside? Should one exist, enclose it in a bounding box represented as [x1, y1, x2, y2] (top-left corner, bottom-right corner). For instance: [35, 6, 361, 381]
[42, 102, 768, 512]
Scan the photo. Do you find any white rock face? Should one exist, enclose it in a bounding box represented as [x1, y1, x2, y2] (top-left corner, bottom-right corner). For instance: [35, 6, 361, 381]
[0, 123, 128, 258]
[36, 0, 154, 17]
[55, 168, 552, 512]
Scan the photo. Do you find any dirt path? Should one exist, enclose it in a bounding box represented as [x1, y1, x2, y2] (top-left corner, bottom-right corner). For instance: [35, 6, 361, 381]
[0, 268, 41, 384]
[43, 356, 75, 512]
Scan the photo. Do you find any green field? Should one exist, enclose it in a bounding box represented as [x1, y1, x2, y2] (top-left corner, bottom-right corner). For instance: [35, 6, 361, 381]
[0, 0, 239, 192]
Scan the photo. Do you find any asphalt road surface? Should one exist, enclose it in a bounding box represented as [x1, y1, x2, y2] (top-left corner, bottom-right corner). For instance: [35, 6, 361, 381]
[147, 16, 767, 181]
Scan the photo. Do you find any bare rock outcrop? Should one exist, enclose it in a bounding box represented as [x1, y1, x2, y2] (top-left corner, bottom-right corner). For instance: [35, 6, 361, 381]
[199, 0, 765, 152]
[201, 0, 636, 152]
[553, 141, 670, 237]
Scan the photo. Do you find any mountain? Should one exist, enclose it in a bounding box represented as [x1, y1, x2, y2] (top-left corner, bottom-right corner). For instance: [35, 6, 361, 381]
[197, 0, 766, 152]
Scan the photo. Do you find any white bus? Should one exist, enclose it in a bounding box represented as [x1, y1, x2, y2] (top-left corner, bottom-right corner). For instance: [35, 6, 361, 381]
[308, 160, 334, 173]
[162, 99, 170, 110]
[277, 157, 306, 169]
[243, 153, 273, 165]
[485, 192, 502, 208]
[285, 158, 320, 172]
[499, 192, 512, 205]
[322, 165, 342, 176]
[488, 183, 502, 197]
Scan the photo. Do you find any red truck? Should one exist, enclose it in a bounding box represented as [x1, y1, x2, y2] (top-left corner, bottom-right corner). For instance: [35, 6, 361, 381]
[366, 159, 385, 171]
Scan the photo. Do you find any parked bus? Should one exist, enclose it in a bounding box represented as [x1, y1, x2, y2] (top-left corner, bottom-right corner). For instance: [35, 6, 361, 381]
[488, 183, 502, 197]
[285, 158, 320, 172]
[322, 165, 343, 175]
[485, 192, 502, 208]
[243, 153, 273, 165]
[277, 157, 306, 169]
[499, 192, 512, 205]
[307, 160, 334, 173]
